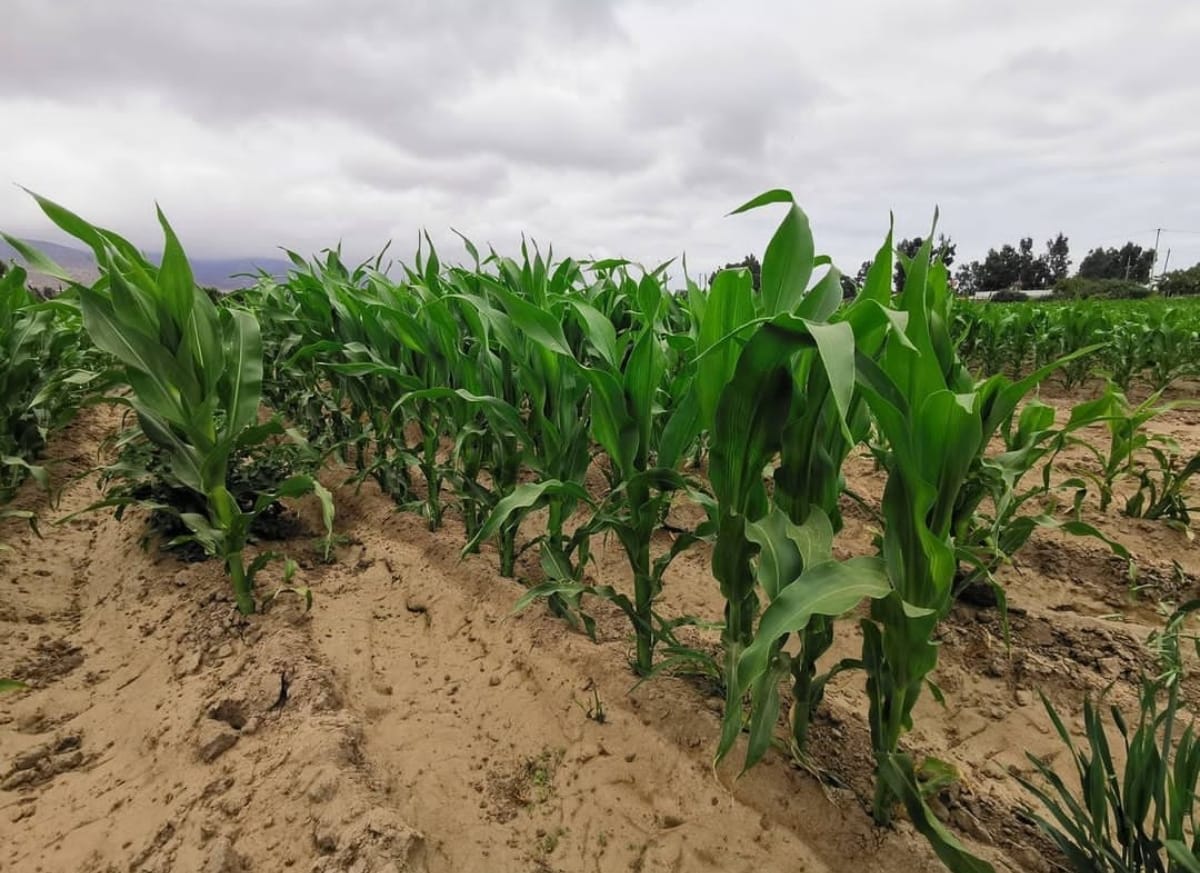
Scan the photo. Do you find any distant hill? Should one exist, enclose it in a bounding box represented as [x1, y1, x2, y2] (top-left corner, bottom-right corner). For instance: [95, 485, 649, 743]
[0, 238, 292, 290]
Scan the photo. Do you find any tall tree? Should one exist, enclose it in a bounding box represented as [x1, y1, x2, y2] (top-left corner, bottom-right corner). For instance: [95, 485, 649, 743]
[1078, 243, 1154, 282]
[1045, 233, 1070, 282]
[956, 234, 1065, 296]
[1017, 237, 1053, 288]
[954, 261, 982, 297]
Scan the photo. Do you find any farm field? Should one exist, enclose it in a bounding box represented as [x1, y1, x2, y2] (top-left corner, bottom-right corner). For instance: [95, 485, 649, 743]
[2, 192, 1200, 873]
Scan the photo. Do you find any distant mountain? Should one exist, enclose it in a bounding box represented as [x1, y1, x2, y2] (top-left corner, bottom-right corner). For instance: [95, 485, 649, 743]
[0, 238, 292, 290]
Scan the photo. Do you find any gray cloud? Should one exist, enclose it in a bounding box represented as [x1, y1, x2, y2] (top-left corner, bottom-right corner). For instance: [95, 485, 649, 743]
[2, 0, 1198, 273]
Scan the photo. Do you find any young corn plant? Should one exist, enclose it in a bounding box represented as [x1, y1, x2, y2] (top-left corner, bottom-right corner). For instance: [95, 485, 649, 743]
[1018, 601, 1200, 873]
[700, 198, 991, 871]
[854, 234, 1023, 872]
[1126, 447, 1200, 530]
[0, 260, 98, 504]
[1065, 385, 1197, 514]
[708, 191, 902, 769]
[950, 388, 1131, 603]
[470, 260, 714, 677]
[13, 193, 333, 614]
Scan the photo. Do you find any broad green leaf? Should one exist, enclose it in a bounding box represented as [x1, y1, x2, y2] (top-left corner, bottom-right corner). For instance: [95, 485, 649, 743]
[738, 556, 888, 685]
[221, 308, 264, 437]
[744, 509, 804, 602]
[0, 234, 74, 282]
[728, 189, 796, 215]
[761, 203, 814, 316]
[155, 205, 196, 329]
[464, 480, 593, 555]
[696, 268, 756, 428]
[878, 755, 995, 873]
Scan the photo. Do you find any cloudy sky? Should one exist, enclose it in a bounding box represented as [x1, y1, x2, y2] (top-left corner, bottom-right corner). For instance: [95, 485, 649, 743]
[2, 0, 1199, 277]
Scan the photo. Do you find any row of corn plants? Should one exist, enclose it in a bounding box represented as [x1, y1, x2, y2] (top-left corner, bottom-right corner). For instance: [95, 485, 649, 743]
[956, 297, 1200, 391]
[5, 194, 333, 614]
[5, 191, 1197, 870]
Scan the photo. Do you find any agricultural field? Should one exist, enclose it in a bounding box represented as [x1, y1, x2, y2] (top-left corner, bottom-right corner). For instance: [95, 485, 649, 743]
[1, 191, 1200, 873]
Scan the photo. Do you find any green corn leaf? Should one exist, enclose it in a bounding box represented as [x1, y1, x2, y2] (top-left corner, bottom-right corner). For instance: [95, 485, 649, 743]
[656, 386, 700, 472]
[738, 556, 888, 680]
[155, 205, 197, 329]
[20, 188, 109, 261]
[464, 480, 593, 556]
[1167, 842, 1200, 873]
[761, 203, 814, 316]
[696, 268, 756, 428]
[564, 299, 618, 367]
[728, 188, 797, 215]
[0, 233, 75, 282]
[796, 266, 844, 323]
[744, 508, 806, 602]
[220, 308, 264, 437]
[743, 649, 791, 770]
[879, 754, 995, 873]
[487, 283, 573, 358]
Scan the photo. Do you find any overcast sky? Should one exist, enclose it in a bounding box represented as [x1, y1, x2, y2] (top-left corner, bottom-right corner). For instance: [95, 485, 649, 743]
[2, 0, 1199, 277]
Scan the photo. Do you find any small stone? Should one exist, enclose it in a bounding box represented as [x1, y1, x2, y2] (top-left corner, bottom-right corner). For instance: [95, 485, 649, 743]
[313, 818, 339, 853]
[9, 803, 34, 822]
[52, 750, 83, 773]
[176, 651, 203, 678]
[983, 658, 1005, 678]
[982, 759, 1007, 781]
[1, 769, 37, 790]
[203, 836, 245, 873]
[197, 729, 239, 763]
[950, 807, 992, 842]
[240, 717, 261, 736]
[1016, 689, 1033, 707]
[488, 675, 501, 687]
[216, 644, 235, 660]
[12, 746, 46, 771]
[1097, 657, 1120, 678]
[306, 769, 339, 804]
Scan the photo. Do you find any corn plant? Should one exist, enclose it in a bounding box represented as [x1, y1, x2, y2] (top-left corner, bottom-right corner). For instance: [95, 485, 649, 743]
[1064, 386, 1197, 513]
[951, 391, 1132, 602]
[469, 259, 714, 676]
[1126, 447, 1200, 529]
[707, 192, 905, 769]
[847, 233, 1058, 871]
[0, 260, 97, 503]
[11, 193, 333, 614]
[1018, 601, 1200, 873]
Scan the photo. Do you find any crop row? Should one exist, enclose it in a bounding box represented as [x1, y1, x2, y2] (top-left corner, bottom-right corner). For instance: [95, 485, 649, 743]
[2, 193, 1198, 871]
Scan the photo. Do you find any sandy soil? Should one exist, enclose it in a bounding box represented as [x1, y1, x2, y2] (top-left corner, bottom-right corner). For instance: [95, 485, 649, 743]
[1, 393, 1198, 873]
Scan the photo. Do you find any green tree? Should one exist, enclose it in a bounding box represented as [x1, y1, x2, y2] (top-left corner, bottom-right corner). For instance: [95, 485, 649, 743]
[1045, 232, 1070, 281]
[1079, 242, 1154, 282]
[1017, 237, 1053, 288]
[954, 260, 982, 296]
[1158, 263, 1200, 296]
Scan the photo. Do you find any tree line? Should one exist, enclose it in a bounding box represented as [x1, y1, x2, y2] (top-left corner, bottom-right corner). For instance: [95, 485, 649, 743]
[722, 233, 1197, 299]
